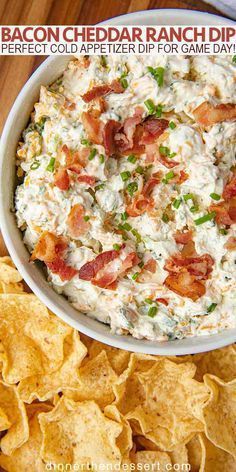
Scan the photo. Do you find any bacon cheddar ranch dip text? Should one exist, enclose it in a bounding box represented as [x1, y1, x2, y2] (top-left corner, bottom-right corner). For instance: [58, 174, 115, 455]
[15, 55, 236, 342]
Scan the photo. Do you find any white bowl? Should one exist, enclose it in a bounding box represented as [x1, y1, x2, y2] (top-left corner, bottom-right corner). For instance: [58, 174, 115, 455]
[0, 9, 235, 355]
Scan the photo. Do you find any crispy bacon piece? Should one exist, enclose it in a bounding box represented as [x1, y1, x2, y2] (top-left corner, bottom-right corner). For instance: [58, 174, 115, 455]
[81, 111, 104, 145]
[126, 195, 154, 217]
[143, 177, 160, 197]
[67, 204, 90, 239]
[145, 143, 179, 168]
[165, 253, 214, 280]
[31, 232, 67, 263]
[79, 249, 119, 281]
[82, 80, 124, 103]
[165, 272, 206, 301]
[114, 107, 144, 152]
[143, 258, 157, 273]
[103, 119, 121, 156]
[64, 100, 76, 111]
[174, 171, 189, 184]
[210, 198, 236, 226]
[31, 231, 78, 281]
[193, 101, 236, 127]
[47, 259, 78, 281]
[222, 172, 236, 200]
[224, 236, 236, 250]
[174, 230, 193, 245]
[54, 168, 70, 191]
[77, 175, 96, 186]
[140, 118, 169, 145]
[63, 144, 89, 170]
[93, 251, 140, 289]
[156, 297, 169, 306]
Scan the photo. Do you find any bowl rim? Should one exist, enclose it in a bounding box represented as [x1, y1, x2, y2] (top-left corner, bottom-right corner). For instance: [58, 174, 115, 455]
[0, 8, 236, 355]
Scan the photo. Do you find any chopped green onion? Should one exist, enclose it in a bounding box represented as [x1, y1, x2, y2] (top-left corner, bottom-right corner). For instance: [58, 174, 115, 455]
[88, 148, 97, 161]
[135, 166, 144, 174]
[169, 121, 176, 130]
[81, 138, 90, 146]
[113, 244, 121, 251]
[169, 152, 177, 159]
[162, 213, 169, 223]
[190, 205, 199, 213]
[183, 193, 195, 202]
[148, 306, 158, 318]
[120, 171, 131, 182]
[144, 99, 155, 115]
[121, 212, 128, 221]
[173, 198, 182, 209]
[30, 160, 40, 170]
[155, 104, 163, 118]
[194, 212, 216, 226]
[162, 171, 175, 184]
[131, 228, 142, 243]
[127, 181, 138, 196]
[210, 192, 221, 201]
[101, 55, 107, 67]
[219, 228, 228, 235]
[83, 215, 90, 222]
[46, 157, 55, 172]
[232, 55, 236, 64]
[95, 183, 105, 191]
[147, 66, 165, 87]
[121, 222, 132, 231]
[159, 145, 170, 156]
[35, 116, 47, 135]
[120, 77, 128, 89]
[206, 303, 217, 313]
[132, 272, 139, 281]
[145, 298, 153, 305]
[138, 261, 144, 268]
[99, 154, 105, 164]
[127, 154, 137, 164]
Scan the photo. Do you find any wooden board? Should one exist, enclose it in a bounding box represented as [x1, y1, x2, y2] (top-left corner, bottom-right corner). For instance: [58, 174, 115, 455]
[0, 0, 227, 256]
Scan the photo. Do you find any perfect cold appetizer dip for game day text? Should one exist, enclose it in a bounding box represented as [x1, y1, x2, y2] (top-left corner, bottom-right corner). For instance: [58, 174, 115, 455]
[15, 55, 236, 342]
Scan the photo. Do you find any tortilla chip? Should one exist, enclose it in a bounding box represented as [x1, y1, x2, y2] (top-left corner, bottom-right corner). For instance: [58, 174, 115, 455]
[202, 374, 236, 459]
[133, 451, 172, 471]
[17, 330, 87, 402]
[126, 359, 208, 450]
[39, 398, 122, 466]
[0, 281, 24, 294]
[169, 443, 189, 468]
[0, 380, 29, 456]
[88, 340, 130, 375]
[64, 350, 117, 409]
[0, 294, 72, 383]
[194, 345, 236, 383]
[0, 258, 22, 284]
[186, 434, 205, 472]
[113, 353, 159, 415]
[200, 433, 235, 472]
[104, 405, 133, 458]
[0, 403, 51, 471]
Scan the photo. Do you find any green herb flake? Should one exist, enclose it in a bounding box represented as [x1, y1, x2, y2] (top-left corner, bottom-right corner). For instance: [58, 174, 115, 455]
[155, 104, 163, 118]
[145, 298, 153, 305]
[127, 181, 138, 196]
[159, 145, 170, 156]
[148, 306, 158, 318]
[210, 192, 221, 201]
[131, 228, 142, 243]
[132, 272, 140, 281]
[101, 55, 107, 67]
[120, 77, 128, 89]
[219, 228, 228, 235]
[162, 213, 169, 223]
[127, 154, 137, 164]
[206, 303, 217, 313]
[88, 148, 97, 161]
[190, 205, 199, 213]
[147, 66, 165, 87]
[169, 121, 176, 130]
[144, 99, 155, 115]
[99, 154, 105, 164]
[83, 215, 90, 222]
[46, 157, 55, 173]
[30, 160, 40, 170]
[162, 171, 175, 184]
[80, 138, 90, 146]
[194, 212, 216, 226]
[183, 193, 195, 202]
[120, 171, 131, 182]
[113, 244, 121, 251]
[121, 212, 128, 221]
[135, 166, 144, 175]
[173, 198, 182, 209]
[232, 55, 236, 64]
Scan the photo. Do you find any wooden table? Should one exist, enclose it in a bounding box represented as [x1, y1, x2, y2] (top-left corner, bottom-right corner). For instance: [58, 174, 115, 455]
[0, 0, 228, 256]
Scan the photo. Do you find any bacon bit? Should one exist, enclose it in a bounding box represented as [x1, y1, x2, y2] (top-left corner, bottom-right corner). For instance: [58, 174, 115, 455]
[222, 172, 236, 200]
[210, 198, 236, 226]
[63, 144, 89, 169]
[224, 236, 236, 250]
[140, 118, 169, 145]
[82, 80, 124, 103]
[31, 231, 67, 263]
[54, 168, 70, 191]
[114, 107, 144, 152]
[77, 175, 96, 186]
[174, 230, 193, 245]
[64, 100, 76, 111]
[143, 258, 157, 273]
[81, 111, 104, 145]
[156, 297, 169, 306]
[103, 119, 121, 156]
[143, 177, 160, 197]
[193, 101, 236, 127]
[79, 249, 119, 281]
[126, 195, 154, 217]
[165, 253, 214, 280]
[47, 259, 78, 281]
[175, 171, 189, 184]
[67, 204, 90, 239]
[93, 251, 140, 289]
[165, 272, 206, 301]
